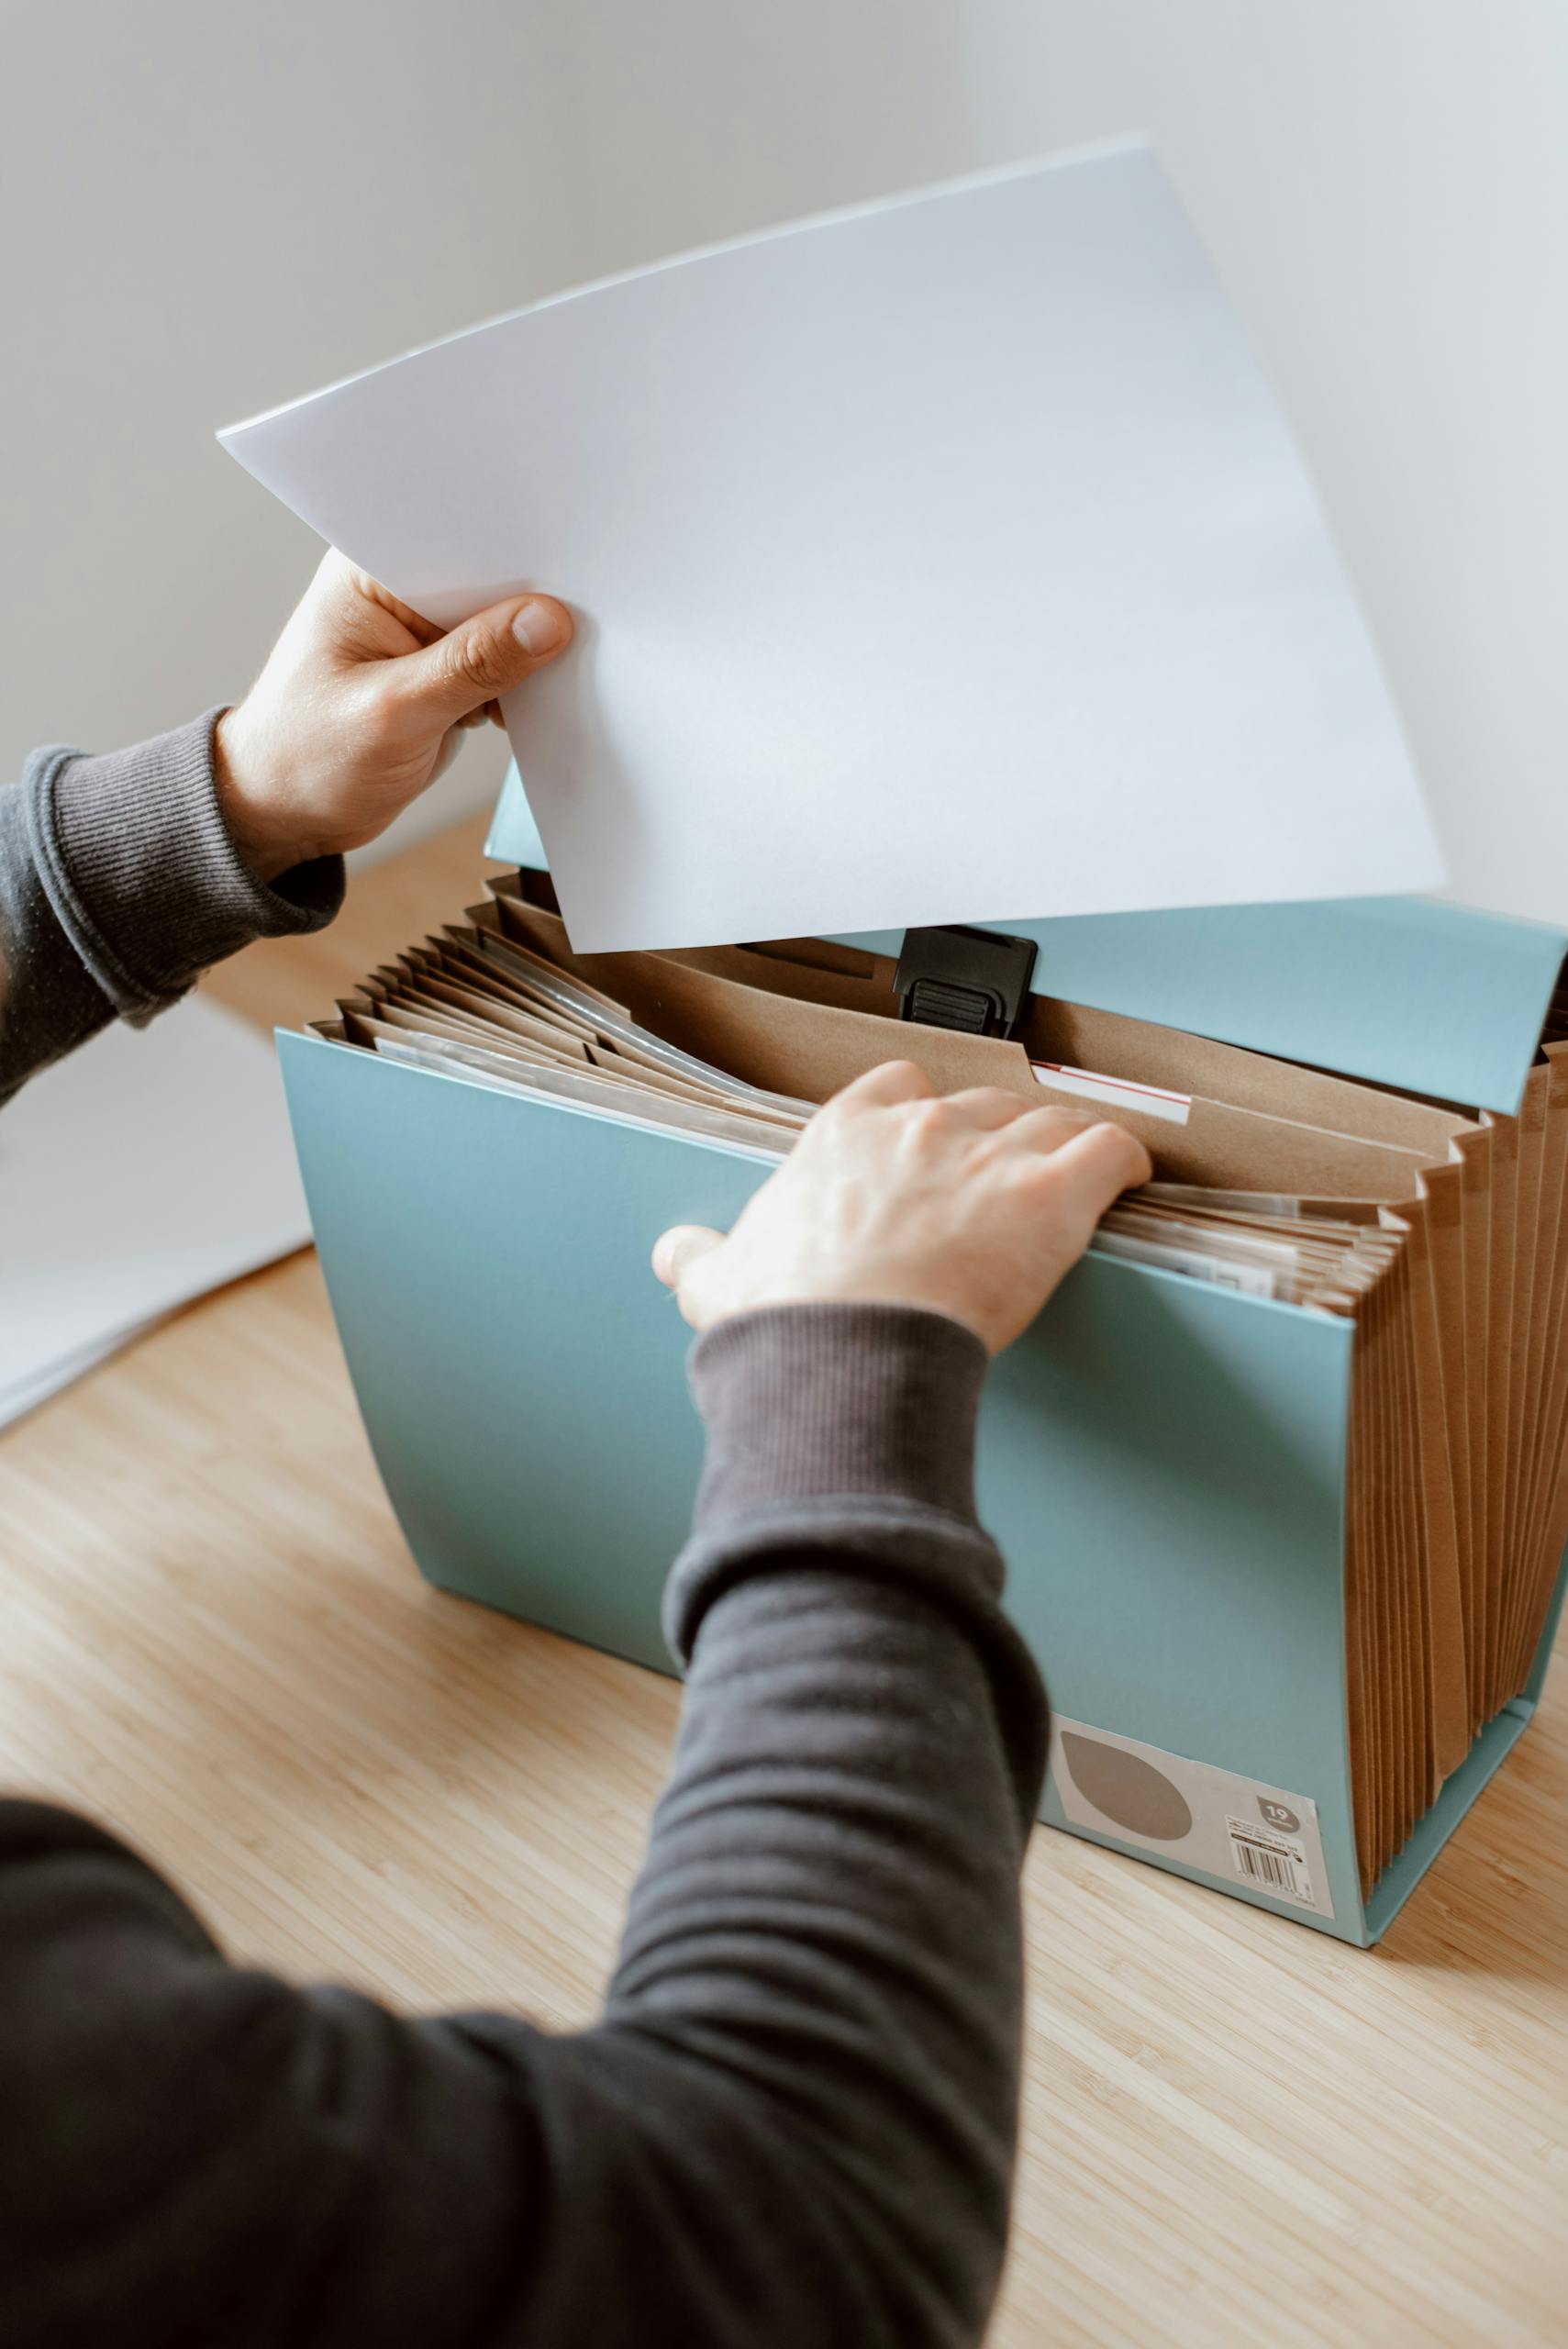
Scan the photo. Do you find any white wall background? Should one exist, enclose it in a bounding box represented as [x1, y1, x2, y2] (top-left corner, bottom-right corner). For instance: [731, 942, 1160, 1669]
[5, 1, 1565, 913]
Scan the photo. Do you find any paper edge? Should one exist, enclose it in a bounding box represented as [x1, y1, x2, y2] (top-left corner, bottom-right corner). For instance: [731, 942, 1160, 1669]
[215, 134, 1153, 445]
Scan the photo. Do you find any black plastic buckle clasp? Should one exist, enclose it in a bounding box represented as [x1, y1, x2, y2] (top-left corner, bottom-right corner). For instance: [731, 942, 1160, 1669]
[894, 925, 1038, 1040]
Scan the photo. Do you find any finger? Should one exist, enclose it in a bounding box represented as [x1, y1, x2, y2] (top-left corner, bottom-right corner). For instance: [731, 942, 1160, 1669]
[651, 1224, 725, 1291]
[828, 1060, 934, 1113]
[388, 593, 574, 729]
[932, 1085, 1035, 1131]
[429, 727, 465, 785]
[1000, 1100, 1106, 1157]
[336, 555, 444, 646]
[314, 550, 445, 655]
[1035, 1120, 1153, 1216]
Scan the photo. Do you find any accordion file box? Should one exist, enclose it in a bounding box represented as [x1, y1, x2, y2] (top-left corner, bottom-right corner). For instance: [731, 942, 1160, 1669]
[274, 772, 1568, 1948]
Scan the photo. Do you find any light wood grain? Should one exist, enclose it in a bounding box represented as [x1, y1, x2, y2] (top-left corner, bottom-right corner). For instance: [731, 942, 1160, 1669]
[2, 821, 1565, 2347]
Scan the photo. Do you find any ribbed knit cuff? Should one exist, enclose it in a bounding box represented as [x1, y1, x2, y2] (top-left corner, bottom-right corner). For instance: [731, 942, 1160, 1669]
[666, 1305, 1049, 1827]
[688, 1302, 989, 1532]
[27, 712, 344, 1017]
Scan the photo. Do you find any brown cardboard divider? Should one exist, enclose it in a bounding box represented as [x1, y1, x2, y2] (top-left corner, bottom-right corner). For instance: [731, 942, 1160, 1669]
[488, 885, 1462, 1199]
[1387, 1203, 1470, 1782]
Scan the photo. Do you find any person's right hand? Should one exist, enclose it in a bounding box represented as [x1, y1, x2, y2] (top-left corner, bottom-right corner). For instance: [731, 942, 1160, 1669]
[652, 1061, 1152, 1355]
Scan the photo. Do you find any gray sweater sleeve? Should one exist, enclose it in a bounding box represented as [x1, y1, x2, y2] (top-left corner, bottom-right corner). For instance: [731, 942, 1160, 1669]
[0, 713, 343, 1102]
[0, 1305, 1047, 2349]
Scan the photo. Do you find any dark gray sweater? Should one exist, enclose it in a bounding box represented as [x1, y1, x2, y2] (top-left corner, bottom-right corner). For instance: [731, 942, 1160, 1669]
[0, 717, 1049, 2348]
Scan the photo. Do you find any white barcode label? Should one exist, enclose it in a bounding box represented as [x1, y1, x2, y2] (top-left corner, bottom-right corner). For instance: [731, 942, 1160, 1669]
[1227, 1817, 1318, 1909]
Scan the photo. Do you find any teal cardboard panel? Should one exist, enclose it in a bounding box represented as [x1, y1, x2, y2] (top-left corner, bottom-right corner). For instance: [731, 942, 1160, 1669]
[839, 900, 1566, 1118]
[984, 1258, 1363, 1932]
[280, 1031, 770, 1672]
[489, 763, 1565, 1114]
[485, 765, 547, 871]
[986, 1259, 1353, 1783]
[282, 1029, 1371, 1936]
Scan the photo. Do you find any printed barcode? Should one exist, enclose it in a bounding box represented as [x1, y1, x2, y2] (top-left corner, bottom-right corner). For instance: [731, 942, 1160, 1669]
[1236, 1841, 1294, 1887]
[1229, 1832, 1312, 1904]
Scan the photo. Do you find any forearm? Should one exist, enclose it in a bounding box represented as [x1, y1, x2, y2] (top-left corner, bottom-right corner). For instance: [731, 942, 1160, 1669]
[0, 715, 343, 1103]
[0, 1309, 1045, 2349]
[595, 1304, 1048, 2344]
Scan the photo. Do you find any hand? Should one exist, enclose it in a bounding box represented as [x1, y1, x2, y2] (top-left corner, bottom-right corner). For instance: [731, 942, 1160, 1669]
[653, 1061, 1151, 1355]
[213, 551, 573, 882]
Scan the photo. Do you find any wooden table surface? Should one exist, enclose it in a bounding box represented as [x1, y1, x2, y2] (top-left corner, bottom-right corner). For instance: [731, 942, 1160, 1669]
[3, 816, 1566, 2349]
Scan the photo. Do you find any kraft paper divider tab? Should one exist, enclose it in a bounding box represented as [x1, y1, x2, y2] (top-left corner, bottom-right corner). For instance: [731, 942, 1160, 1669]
[1452, 1128, 1493, 1721]
[1503, 1072, 1548, 1608]
[1398, 1236, 1452, 1800]
[1512, 1043, 1568, 1686]
[1501, 1067, 1551, 1683]
[1333, 1271, 1377, 1897]
[492, 874, 1471, 1162]
[1387, 1254, 1418, 1836]
[1407, 1263, 1437, 1816]
[1415, 1163, 1478, 1731]
[486, 885, 1459, 1201]
[1360, 1278, 1387, 1890]
[1518, 1053, 1568, 1641]
[1481, 1111, 1519, 1715]
[1370, 1262, 1406, 1853]
[1343, 1317, 1374, 1887]
[1387, 1201, 1470, 1782]
[1511, 1047, 1568, 1669]
[1385, 1254, 1419, 1849]
[1502, 1075, 1558, 1700]
[1519, 1165, 1568, 1678]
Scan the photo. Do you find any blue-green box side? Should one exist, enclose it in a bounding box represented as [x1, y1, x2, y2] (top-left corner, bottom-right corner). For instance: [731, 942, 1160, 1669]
[279, 1030, 1367, 1936]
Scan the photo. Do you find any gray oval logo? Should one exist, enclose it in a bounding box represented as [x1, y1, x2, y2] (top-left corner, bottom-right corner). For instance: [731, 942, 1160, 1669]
[1060, 1733, 1194, 1842]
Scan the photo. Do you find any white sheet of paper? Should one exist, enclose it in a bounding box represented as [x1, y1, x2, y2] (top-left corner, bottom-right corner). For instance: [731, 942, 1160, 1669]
[0, 995, 311, 1429]
[221, 142, 1443, 953]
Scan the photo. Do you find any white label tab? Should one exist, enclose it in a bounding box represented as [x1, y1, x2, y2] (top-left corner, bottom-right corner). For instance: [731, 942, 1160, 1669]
[1030, 1063, 1192, 1125]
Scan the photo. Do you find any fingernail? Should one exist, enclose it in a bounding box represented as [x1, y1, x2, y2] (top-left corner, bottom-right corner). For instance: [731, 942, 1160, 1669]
[513, 598, 562, 655]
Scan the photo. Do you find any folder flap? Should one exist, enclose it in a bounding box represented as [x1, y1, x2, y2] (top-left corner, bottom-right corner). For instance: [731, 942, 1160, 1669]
[841, 900, 1567, 1117]
[988, 1253, 1365, 1931]
[486, 764, 548, 870]
[491, 766, 1562, 1113]
[276, 1027, 771, 1675]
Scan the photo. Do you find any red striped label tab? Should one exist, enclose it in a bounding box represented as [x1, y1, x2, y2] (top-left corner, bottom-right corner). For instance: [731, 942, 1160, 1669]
[1030, 1063, 1192, 1126]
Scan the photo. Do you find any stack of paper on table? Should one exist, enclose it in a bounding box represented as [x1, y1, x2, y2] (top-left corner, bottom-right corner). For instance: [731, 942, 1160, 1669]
[0, 995, 312, 1429]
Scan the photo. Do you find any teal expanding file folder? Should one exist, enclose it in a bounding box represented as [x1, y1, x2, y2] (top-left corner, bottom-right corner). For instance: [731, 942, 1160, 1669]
[274, 771, 1568, 1948]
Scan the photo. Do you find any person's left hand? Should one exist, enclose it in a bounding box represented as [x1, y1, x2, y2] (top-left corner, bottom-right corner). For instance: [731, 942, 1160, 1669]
[214, 551, 573, 883]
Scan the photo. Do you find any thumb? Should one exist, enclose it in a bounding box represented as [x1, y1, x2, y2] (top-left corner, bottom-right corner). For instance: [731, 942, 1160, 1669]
[393, 593, 573, 728]
[651, 1224, 726, 1319]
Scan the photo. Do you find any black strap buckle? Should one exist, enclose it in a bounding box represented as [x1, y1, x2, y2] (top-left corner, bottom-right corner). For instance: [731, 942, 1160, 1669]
[894, 925, 1038, 1040]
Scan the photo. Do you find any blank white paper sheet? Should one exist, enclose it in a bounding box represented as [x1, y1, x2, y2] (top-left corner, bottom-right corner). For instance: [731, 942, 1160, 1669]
[0, 995, 311, 1429]
[221, 143, 1443, 953]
